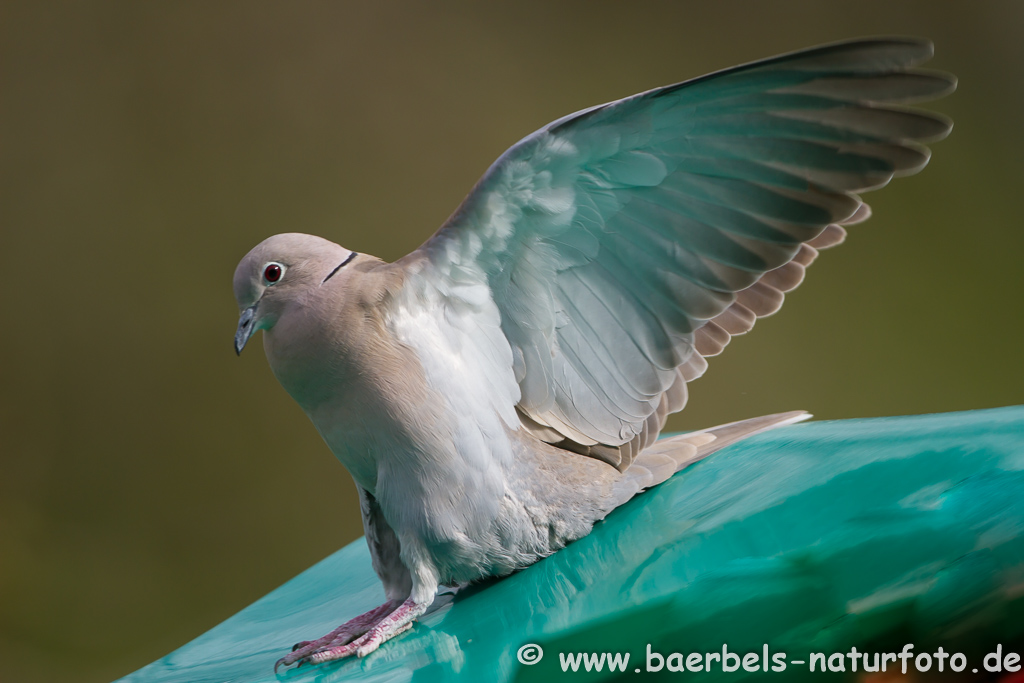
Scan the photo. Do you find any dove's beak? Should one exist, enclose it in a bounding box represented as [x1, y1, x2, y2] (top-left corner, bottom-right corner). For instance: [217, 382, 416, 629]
[234, 304, 258, 355]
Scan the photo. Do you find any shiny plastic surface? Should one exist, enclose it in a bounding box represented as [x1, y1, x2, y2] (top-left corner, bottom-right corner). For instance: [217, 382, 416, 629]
[120, 406, 1024, 682]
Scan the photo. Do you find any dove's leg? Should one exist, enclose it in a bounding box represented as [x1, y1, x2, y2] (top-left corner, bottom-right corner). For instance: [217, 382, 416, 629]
[274, 599, 401, 672]
[298, 547, 439, 664]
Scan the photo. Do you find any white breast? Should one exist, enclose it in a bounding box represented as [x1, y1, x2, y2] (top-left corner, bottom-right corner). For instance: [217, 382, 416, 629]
[386, 262, 522, 474]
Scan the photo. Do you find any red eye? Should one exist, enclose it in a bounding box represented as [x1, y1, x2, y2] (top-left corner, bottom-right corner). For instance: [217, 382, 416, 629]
[263, 264, 282, 283]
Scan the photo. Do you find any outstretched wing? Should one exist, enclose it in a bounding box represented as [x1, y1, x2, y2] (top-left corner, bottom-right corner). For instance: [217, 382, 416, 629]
[392, 38, 954, 470]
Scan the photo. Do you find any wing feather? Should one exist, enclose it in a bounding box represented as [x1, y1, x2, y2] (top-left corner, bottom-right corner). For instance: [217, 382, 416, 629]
[391, 37, 954, 470]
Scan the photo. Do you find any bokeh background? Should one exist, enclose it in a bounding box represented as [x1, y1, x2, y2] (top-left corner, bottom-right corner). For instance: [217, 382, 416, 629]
[2, 2, 1022, 681]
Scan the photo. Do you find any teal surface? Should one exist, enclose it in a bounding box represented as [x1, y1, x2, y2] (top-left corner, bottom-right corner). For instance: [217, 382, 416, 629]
[120, 407, 1024, 682]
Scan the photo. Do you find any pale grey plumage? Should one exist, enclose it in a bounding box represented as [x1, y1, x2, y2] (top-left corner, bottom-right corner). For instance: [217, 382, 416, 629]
[231, 38, 955, 668]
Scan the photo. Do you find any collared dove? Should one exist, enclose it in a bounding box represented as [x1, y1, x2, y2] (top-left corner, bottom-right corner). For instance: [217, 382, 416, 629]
[232, 37, 954, 669]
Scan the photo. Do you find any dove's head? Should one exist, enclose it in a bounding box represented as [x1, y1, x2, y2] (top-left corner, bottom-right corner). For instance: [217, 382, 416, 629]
[232, 233, 356, 355]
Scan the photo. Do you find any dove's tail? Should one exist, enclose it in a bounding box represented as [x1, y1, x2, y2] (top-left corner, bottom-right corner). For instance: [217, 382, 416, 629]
[608, 411, 811, 509]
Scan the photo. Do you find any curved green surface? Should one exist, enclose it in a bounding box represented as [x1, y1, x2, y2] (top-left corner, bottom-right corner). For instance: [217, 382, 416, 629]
[120, 407, 1024, 682]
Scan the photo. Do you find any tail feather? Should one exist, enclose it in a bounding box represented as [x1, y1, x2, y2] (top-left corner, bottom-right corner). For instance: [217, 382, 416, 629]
[608, 411, 811, 510]
[659, 410, 811, 473]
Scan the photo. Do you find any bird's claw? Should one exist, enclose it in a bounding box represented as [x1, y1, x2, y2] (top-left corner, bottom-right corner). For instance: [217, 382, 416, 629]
[277, 621, 415, 670]
[275, 651, 317, 673]
[273, 599, 418, 671]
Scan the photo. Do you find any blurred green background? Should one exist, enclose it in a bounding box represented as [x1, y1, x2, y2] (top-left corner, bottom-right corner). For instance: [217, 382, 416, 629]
[1, 2, 1022, 682]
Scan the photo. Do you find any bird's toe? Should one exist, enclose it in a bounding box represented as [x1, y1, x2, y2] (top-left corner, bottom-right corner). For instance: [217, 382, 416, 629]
[308, 639, 361, 664]
[356, 621, 413, 657]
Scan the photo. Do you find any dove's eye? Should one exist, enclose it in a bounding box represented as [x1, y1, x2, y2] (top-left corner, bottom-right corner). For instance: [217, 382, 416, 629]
[263, 263, 284, 284]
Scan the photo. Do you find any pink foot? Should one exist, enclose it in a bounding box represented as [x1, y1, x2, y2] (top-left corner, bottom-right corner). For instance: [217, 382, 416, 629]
[308, 622, 414, 663]
[292, 598, 429, 667]
[274, 600, 400, 672]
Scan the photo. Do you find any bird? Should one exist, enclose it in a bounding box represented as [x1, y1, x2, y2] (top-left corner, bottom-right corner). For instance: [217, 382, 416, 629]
[231, 37, 955, 670]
